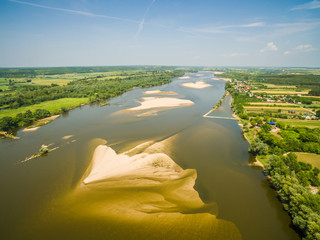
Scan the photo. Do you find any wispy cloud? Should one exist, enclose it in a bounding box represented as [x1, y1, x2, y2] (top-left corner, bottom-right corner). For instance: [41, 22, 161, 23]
[291, 0, 320, 10]
[260, 42, 278, 53]
[9, 0, 139, 23]
[180, 21, 265, 35]
[222, 52, 248, 57]
[135, 0, 156, 39]
[284, 44, 316, 55]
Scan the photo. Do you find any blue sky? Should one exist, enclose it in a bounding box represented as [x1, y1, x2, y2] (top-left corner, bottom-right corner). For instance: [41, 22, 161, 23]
[0, 0, 319, 67]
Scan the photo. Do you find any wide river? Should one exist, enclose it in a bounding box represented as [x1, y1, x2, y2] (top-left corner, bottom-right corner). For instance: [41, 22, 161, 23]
[0, 71, 299, 240]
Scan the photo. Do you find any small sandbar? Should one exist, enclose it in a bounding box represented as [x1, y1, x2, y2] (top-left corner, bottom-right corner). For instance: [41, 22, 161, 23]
[214, 71, 225, 75]
[22, 127, 40, 132]
[178, 76, 190, 79]
[62, 135, 74, 140]
[181, 81, 212, 89]
[127, 97, 193, 111]
[144, 90, 176, 95]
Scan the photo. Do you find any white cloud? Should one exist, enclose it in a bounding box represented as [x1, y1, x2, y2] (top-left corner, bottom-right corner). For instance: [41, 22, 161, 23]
[294, 44, 316, 52]
[291, 0, 320, 10]
[283, 44, 316, 55]
[260, 42, 278, 53]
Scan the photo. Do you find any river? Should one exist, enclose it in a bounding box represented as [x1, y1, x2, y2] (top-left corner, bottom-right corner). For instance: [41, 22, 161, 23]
[0, 71, 299, 240]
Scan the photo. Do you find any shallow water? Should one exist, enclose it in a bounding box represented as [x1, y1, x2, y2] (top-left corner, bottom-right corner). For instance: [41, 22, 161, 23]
[0, 71, 299, 239]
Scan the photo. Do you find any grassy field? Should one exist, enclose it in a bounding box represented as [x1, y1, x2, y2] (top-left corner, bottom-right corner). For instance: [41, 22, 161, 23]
[244, 106, 311, 114]
[294, 152, 320, 169]
[251, 90, 310, 95]
[0, 98, 89, 118]
[248, 102, 298, 106]
[264, 84, 297, 89]
[277, 119, 320, 128]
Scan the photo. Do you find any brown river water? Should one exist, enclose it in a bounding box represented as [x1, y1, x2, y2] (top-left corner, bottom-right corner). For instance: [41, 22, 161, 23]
[0, 71, 299, 240]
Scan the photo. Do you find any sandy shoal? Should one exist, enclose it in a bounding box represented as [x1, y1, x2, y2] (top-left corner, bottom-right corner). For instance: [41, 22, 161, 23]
[22, 127, 40, 132]
[144, 90, 176, 95]
[181, 81, 212, 89]
[127, 97, 193, 111]
[178, 76, 190, 79]
[214, 71, 225, 75]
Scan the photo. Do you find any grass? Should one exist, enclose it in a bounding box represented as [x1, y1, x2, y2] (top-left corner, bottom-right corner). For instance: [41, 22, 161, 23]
[251, 90, 310, 95]
[248, 102, 298, 106]
[277, 119, 320, 128]
[244, 106, 311, 115]
[0, 98, 89, 118]
[294, 152, 320, 170]
[264, 84, 297, 89]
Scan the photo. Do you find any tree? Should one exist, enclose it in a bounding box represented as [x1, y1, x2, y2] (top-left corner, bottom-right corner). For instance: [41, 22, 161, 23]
[0, 117, 17, 131]
[249, 138, 268, 155]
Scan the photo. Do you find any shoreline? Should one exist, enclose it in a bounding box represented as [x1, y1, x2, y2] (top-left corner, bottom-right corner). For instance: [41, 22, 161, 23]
[229, 94, 265, 169]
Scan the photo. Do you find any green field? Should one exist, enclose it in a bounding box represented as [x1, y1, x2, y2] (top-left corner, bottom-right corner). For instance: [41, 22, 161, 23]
[251, 90, 310, 95]
[277, 119, 320, 128]
[0, 98, 89, 118]
[294, 152, 320, 169]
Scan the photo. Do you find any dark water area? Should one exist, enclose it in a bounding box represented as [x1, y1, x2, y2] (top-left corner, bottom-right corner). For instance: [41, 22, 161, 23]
[0, 72, 299, 239]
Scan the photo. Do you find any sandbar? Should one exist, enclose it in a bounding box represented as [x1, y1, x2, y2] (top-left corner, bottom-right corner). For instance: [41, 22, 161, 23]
[178, 76, 190, 79]
[127, 97, 193, 111]
[75, 139, 242, 239]
[22, 127, 40, 132]
[181, 81, 212, 89]
[214, 71, 225, 75]
[144, 90, 176, 95]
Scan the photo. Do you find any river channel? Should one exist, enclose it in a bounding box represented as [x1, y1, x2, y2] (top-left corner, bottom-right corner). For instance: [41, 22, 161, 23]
[0, 71, 299, 240]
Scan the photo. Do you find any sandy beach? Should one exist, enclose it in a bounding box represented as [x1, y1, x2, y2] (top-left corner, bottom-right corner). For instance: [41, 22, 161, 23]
[181, 81, 212, 89]
[127, 97, 194, 111]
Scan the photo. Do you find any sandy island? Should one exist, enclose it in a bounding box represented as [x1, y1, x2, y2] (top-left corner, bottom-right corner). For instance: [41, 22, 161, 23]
[214, 71, 225, 75]
[178, 76, 190, 79]
[181, 81, 212, 89]
[127, 97, 193, 111]
[73, 138, 241, 239]
[144, 90, 176, 95]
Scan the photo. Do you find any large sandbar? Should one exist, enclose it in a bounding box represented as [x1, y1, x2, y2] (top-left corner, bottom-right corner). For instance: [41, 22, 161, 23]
[181, 81, 212, 89]
[144, 90, 176, 95]
[127, 97, 193, 111]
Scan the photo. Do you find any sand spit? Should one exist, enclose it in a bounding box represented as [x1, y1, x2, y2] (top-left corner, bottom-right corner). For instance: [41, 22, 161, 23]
[144, 90, 176, 95]
[22, 127, 40, 132]
[127, 97, 194, 111]
[181, 81, 212, 89]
